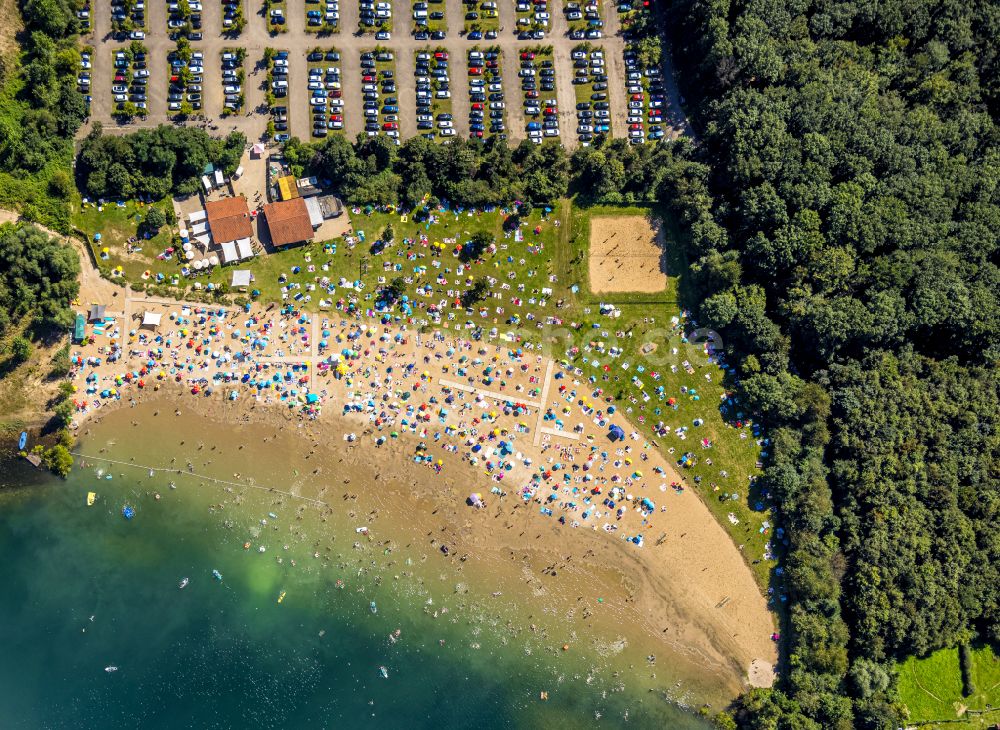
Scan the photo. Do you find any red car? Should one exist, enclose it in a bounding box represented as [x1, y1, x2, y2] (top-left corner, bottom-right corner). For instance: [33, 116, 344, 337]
[468, 67, 482, 75]
[471, 102, 483, 110]
[434, 51, 448, 60]
[525, 90, 539, 98]
[470, 130, 483, 138]
[383, 121, 398, 130]
[631, 93, 643, 101]
[629, 123, 643, 130]
[520, 52, 535, 60]
[329, 113, 342, 121]
[363, 74, 375, 82]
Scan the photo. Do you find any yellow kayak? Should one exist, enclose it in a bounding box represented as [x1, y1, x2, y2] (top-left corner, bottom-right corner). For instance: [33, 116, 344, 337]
[277, 591, 286, 604]
[86, 492, 96, 506]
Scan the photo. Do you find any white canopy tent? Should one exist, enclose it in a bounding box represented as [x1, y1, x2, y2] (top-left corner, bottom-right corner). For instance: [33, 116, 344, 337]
[221, 240, 239, 264]
[231, 270, 252, 289]
[142, 311, 162, 328]
[189, 209, 207, 223]
[236, 237, 254, 260]
[201, 175, 213, 192]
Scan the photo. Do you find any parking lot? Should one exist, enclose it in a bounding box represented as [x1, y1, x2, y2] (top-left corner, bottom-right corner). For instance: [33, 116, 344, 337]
[81, 0, 686, 147]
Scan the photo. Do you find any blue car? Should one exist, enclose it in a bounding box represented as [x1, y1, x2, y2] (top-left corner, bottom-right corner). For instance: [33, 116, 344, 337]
[468, 30, 482, 39]
[526, 122, 541, 131]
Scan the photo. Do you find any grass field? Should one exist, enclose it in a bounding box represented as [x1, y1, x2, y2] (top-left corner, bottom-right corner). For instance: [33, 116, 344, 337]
[899, 645, 1000, 728]
[71, 198, 175, 283]
[68, 198, 775, 589]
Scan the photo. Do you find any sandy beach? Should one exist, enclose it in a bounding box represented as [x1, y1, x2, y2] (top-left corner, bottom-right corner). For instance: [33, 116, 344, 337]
[68, 297, 777, 695]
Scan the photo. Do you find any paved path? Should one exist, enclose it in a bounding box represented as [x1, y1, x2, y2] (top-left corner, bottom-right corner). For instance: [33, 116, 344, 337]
[531, 359, 554, 446]
[437, 378, 541, 408]
[78, 0, 690, 146]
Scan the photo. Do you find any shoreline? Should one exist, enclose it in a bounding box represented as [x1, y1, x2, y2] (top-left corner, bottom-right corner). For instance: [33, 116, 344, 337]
[72, 317, 777, 696]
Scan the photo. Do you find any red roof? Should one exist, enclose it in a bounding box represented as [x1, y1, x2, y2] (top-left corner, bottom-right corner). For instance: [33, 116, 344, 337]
[205, 196, 253, 243]
[263, 198, 313, 246]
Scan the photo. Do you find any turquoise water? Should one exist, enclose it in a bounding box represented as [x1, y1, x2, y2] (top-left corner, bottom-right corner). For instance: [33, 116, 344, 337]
[0, 442, 712, 729]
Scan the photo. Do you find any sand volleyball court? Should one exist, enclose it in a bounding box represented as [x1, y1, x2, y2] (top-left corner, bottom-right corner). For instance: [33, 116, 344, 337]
[588, 215, 668, 294]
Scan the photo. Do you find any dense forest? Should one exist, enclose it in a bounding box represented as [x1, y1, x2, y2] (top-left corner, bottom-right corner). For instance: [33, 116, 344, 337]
[0, 0, 87, 230]
[75, 125, 247, 201]
[667, 0, 1000, 725]
[281, 133, 706, 209]
[0, 222, 80, 339]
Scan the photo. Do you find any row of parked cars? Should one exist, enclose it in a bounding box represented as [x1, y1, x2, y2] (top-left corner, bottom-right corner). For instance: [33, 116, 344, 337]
[78, 50, 93, 110]
[361, 50, 400, 140]
[623, 48, 666, 142]
[270, 50, 291, 141]
[467, 49, 505, 138]
[168, 48, 204, 112]
[412, 0, 446, 39]
[360, 0, 392, 37]
[571, 47, 610, 145]
[563, 1, 603, 38]
[221, 51, 243, 113]
[112, 49, 150, 112]
[518, 51, 556, 142]
[514, 0, 549, 39]
[307, 0, 339, 28]
[110, 0, 145, 39]
[167, 0, 205, 41]
[462, 0, 500, 39]
[308, 50, 344, 137]
[416, 50, 454, 138]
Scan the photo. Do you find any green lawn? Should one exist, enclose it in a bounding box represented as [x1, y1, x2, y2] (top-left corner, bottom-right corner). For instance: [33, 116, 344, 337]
[899, 645, 1000, 728]
[71, 198, 175, 283]
[70, 198, 775, 587]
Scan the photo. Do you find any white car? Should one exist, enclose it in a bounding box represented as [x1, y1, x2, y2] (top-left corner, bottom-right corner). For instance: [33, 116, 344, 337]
[169, 101, 181, 110]
[223, 85, 241, 94]
[440, 127, 456, 136]
[129, 30, 145, 39]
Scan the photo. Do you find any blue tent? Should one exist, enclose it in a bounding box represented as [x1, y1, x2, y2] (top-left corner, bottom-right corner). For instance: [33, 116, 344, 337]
[608, 424, 625, 442]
